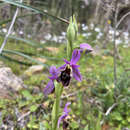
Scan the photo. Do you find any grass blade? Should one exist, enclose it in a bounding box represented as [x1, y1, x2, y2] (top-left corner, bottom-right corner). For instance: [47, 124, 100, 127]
[0, 0, 23, 54]
[0, 13, 38, 26]
[2, 49, 49, 67]
[0, 54, 32, 66]
[2, 0, 69, 24]
[0, 33, 45, 48]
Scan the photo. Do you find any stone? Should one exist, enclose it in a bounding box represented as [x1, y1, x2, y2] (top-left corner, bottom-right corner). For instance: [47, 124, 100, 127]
[24, 65, 44, 77]
[35, 58, 46, 63]
[45, 47, 59, 54]
[0, 67, 25, 92]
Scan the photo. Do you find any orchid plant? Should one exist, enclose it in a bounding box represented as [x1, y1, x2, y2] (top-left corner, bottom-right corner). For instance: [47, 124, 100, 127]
[43, 16, 93, 130]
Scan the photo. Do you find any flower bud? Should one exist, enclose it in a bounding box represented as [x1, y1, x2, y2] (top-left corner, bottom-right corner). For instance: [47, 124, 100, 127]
[66, 16, 78, 60]
[73, 15, 78, 39]
[67, 17, 75, 43]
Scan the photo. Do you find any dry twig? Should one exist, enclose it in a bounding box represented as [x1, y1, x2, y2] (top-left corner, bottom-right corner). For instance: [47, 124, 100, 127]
[116, 11, 130, 29]
[105, 103, 118, 116]
[113, 0, 119, 86]
[0, 0, 23, 54]
[100, 103, 118, 125]
[17, 111, 31, 122]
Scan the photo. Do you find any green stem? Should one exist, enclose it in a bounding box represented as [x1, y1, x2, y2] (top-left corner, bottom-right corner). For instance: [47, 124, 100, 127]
[52, 82, 63, 130]
[67, 40, 72, 60]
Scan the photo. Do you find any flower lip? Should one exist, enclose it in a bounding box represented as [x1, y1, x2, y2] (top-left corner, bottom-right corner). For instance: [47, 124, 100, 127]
[59, 49, 82, 85]
[58, 65, 71, 86]
[63, 120, 69, 129]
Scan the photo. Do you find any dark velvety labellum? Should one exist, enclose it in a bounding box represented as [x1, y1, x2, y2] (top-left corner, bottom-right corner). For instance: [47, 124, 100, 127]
[58, 66, 71, 86]
[63, 120, 69, 129]
[51, 87, 55, 94]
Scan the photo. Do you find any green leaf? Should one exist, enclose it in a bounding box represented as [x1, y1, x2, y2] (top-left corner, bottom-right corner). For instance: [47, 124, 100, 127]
[95, 112, 102, 130]
[21, 90, 33, 100]
[27, 123, 39, 129]
[84, 125, 89, 130]
[127, 116, 130, 122]
[81, 120, 87, 125]
[70, 121, 79, 129]
[27, 115, 39, 129]
[39, 121, 51, 130]
[39, 122, 46, 130]
[111, 112, 123, 121]
[34, 93, 43, 101]
[18, 100, 29, 108]
[30, 105, 38, 112]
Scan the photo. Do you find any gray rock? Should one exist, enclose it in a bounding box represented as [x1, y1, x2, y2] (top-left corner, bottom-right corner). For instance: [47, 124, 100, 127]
[23, 65, 44, 77]
[0, 67, 25, 92]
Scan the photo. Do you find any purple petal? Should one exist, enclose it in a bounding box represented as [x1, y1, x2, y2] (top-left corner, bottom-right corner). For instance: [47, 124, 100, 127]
[70, 49, 80, 64]
[58, 64, 66, 71]
[71, 64, 80, 68]
[49, 66, 59, 78]
[64, 59, 70, 64]
[58, 102, 71, 128]
[80, 43, 93, 50]
[43, 80, 54, 96]
[64, 102, 71, 113]
[58, 113, 68, 128]
[80, 43, 93, 52]
[72, 66, 82, 81]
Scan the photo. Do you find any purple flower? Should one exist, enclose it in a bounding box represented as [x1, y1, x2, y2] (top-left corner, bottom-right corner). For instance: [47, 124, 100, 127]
[59, 49, 82, 86]
[58, 102, 71, 128]
[43, 66, 60, 96]
[80, 43, 93, 54]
